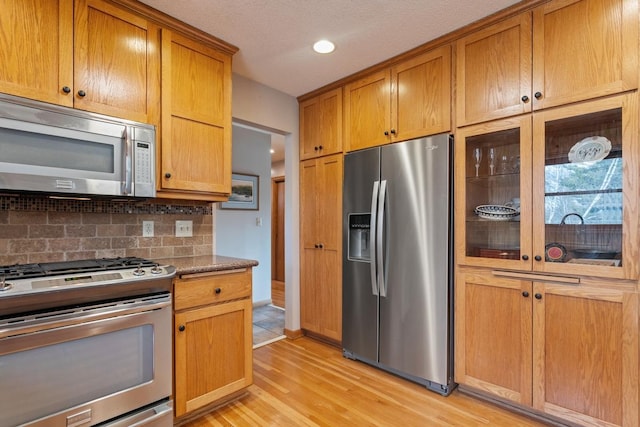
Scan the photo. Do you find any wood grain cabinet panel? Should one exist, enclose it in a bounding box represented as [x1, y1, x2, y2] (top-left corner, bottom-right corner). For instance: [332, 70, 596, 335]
[299, 87, 343, 160]
[0, 0, 160, 123]
[299, 154, 343, 341]
[457, 0, 638, 126]
[532, 283, 638, 427]
[532, 0, 638, 110]
[455, 270, 533, 405]
[173, 269, 253, 418]
[455, 268, 639, 427]
[345, 45, 451, 152]
[0, 0, 73, 106]
[159, 29, 232, 200]
[74, 0, 160, 123]
[456, 13, 532, 126]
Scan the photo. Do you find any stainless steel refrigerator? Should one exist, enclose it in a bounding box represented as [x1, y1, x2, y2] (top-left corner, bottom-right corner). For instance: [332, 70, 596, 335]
[342, 134, 454, 395]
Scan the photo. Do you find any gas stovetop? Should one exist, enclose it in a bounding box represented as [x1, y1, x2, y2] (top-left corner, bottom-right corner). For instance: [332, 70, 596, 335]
[0, 257, 161, 280]
[0, 257, 176, 317]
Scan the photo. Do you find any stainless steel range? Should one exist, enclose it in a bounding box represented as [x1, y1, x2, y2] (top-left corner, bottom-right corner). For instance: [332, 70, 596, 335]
[0, 257, 176, 427]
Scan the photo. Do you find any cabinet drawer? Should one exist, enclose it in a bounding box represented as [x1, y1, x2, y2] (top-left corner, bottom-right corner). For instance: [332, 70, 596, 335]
[174, 269, 251, 311]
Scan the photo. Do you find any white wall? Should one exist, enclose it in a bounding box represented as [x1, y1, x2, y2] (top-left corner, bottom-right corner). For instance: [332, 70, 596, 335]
[230, 74, 300, 330]
[215, 125, 272, 304]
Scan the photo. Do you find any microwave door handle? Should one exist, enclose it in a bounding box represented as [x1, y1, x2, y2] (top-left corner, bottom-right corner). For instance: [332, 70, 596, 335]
[122, 127, 133, 195]
[369, 180, 380, 296]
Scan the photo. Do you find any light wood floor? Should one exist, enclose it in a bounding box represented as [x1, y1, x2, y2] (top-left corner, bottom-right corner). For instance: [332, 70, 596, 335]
[182, 337, 549, 426]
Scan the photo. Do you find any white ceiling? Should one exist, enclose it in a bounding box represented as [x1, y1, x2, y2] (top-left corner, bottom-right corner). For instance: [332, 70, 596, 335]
[139, 0, 522, 98]
[138, 0, 522, 161]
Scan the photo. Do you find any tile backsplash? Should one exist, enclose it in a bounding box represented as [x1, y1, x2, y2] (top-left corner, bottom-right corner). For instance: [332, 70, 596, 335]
[0, 195, 214, 265]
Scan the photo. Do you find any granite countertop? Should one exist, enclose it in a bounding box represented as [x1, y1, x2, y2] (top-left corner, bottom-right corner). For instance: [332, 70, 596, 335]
[153, 255, 258, 277]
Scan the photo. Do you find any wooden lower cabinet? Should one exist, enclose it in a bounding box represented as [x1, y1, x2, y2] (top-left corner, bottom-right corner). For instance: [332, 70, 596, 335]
[173, 268, 253, 418]
[455, 268, 639, 427]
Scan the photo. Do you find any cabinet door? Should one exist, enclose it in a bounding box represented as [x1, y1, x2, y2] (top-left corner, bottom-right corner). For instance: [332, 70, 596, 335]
[299, 154, 343, 341]
[74, 0, 160, 123]
[174, 298, 253, 416]
[455, 116, 533, 270]
[344, 69, 391, 152]
[532, 93, 639, 280]
[299, 87, 343, 160]
[160, 29, 232, 197]
[533, 283, 638, 426]
[454, 269, 532, 405]
[532, 0, 638, 110]
[456, 13, 532, 126]
[0, 0, 73, 106]
[317, 155, 342, 341]
[391, 46, 451, 141]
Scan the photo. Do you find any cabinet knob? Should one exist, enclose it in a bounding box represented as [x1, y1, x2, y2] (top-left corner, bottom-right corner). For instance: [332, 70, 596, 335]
[522, 291, 529, 298]
[178, 325, 185, 332]
[384, 131, 389, 136]
[77, 90, 86, 97]
[521, 255, 529, 261]
[319, 243, 324, 249]
[534, 293, 543, 300]
[314, 146, 319, 151]
[534, 91, 542, 99]
[215, 287, 221, 294]
[62, 86, 71, 94]
[534, 255, 542, 261]
[521, 95, 529, 103]
[165, 172, 172, 179]
[318, 145, 323, 150]
[390, 129, 396, 135]
[314, 244, 319, 248]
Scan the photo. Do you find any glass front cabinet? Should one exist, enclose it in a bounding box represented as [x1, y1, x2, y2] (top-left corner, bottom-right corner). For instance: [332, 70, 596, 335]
[455, 93, 639, 280]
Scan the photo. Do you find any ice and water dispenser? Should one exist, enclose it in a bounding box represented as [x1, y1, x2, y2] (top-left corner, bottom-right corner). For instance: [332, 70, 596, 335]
[348, 214, 371, 261]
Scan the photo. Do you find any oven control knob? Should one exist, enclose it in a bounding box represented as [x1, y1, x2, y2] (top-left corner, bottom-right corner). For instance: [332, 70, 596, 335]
[0, 275, 12, 291]
[150, 264, 163, 275]
[132, 264, 146, 276]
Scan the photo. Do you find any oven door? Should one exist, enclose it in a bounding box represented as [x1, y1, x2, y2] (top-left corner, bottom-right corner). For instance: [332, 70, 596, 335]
[0, 294, 172, 427]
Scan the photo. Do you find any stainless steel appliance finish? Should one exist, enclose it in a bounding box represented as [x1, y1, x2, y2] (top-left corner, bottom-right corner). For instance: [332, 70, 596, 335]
[342, 134, 455, 395]
[0, 257, 175, 426]
[0, 92, 155, 198]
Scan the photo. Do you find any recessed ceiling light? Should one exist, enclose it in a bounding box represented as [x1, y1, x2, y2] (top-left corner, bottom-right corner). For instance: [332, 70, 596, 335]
[313, 40, 335, 54]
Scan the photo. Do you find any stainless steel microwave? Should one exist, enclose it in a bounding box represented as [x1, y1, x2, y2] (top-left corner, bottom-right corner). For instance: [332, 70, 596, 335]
[0, 93, 155, 198]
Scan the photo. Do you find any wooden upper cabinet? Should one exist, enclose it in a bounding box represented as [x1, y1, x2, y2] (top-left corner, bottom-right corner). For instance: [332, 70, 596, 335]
[456, 13, 532, 127]
[345, 45, 451, 152]
[0, 0, 160, 123]
[0, 0, 73, 106]
[74, 0, 160, 123]
[457, 0, 638, 126]
[299, 87, 343, 160]
[532, 0, 638, 110]
[344, 69, 391, 152]
[391, 45, 451, 142]
[159, 29, 232, 200]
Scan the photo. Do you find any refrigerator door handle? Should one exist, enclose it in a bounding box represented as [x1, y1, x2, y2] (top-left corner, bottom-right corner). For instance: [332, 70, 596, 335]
[377, 180, 387, 297]
[369, 180, 380, 296]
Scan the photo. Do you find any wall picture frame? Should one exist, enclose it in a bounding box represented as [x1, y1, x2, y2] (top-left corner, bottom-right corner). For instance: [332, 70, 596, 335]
[220, 173, 259, 210]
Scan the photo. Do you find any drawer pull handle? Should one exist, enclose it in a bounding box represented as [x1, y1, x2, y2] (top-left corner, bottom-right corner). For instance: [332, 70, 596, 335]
[215, 287, 222, 294]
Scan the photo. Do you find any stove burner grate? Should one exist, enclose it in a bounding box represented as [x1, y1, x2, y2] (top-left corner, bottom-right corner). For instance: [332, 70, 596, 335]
[0, 257, 159, 280]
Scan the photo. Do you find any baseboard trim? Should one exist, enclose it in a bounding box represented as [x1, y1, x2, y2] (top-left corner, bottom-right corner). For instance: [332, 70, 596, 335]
[284, 328, 304, 339]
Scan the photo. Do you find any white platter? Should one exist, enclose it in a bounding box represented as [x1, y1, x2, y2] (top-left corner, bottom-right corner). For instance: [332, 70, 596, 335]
[568, 136, 611, 163]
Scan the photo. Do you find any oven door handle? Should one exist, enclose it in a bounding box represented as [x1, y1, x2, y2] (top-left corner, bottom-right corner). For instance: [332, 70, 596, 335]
[103, 401, 173, 427]
[0, 295, 171, 339]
